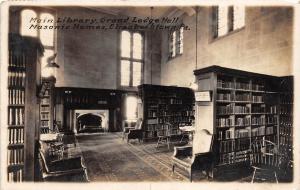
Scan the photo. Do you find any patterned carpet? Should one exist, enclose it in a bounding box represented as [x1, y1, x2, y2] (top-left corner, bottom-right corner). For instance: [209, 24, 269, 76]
[75, 133, 257, 183]
[76, 133, 193, 182]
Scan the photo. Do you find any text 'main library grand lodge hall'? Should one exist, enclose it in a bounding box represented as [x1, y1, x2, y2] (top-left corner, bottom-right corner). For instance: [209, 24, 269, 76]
[1, 1, 299, 187]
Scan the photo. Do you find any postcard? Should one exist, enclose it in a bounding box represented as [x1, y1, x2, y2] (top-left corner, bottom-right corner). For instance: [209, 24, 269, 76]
[0, 0, 299, 190]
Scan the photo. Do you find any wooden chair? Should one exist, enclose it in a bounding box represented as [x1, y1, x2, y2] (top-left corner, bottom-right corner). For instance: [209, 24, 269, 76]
[250, 139, 281, 183]
[156, 123, 173, 149]
[172, 129, 215, 181]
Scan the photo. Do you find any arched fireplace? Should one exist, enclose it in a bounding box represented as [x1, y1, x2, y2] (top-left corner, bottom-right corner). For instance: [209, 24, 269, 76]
[75, 110, 109, 133]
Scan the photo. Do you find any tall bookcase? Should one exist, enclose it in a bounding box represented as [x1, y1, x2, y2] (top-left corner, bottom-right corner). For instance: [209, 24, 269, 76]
[278, 76, 293, 181]
[138, 84, 195, 141]
[39, 77, 56, 134]
[7, 34, 43, 182]
[193, 66, 291, 168]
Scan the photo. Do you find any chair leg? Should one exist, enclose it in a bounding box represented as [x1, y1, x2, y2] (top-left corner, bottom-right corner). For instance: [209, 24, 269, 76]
[172, 165, 175, 173]
[274, 171, 278, 183]
[189, 168, 192, 182]
[251, 168, 256, 183]
[156, 137, 160, 148]
[167, 137, 170, 150]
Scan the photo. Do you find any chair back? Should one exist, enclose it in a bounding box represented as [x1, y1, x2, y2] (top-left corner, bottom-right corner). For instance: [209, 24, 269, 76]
[157, 123, 172, 137]
[135, 118, 143, 130]
[250, 139, 280, 167]
[192, 129, 214, 155]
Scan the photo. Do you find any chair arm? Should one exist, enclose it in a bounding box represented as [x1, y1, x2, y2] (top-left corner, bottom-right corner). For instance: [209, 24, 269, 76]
[173, 145, 192, 157]
[124, 127, 135, 133]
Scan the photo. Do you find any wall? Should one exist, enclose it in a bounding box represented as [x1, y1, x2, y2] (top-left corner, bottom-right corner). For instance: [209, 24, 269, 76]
[9, 7, 162, 90]
[55, 7, 162, 89]
[55, 7, 119, 89]
[161, 7, 294, 87]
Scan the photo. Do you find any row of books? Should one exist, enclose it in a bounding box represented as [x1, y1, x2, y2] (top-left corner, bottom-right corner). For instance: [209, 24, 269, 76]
[8, 71, 26, 88]
[217, 80, 235, 89]
[8, 169, 23, 182]
[251, 126, 266, 136]
[217, 79, 265, 91]
[7, 148, 24, 165]
[235, 117, 251, 126]
[266, 116, 278, 124]
[40, 106, 50, 112]
[218, 128, 250, 140]
[280, 116, 293, 126]
[252, 84, 264, 91]
[251, 116, 265, 125]
[279, 94, 293, 104]
[219, 152, 235, 164]
[217, 104, 251, 115]
[252, 106, 265, 113]
[252, 95, 263, 102]
[40, 113, 49, 120]
[219, 138, 252, 153]
[158, 116, 193, 124]
[8, 89, 25, 105]
[217, 93, 234, 101]
[9, 51, 26, 68]
[216, 117, 233, 127]
[147, 110, 194, 118]
[8, 108, 25, 126]
[236, 93, 251, 101]
[279, 136, 292, 146]
[279, 106, 293, 115]
[41, 121, 49, 127]
[279, 126, 292, 136]
[236, 82, 250, 90]
[266, 105, 277, 114]
[8, 128, 24, 144]
[235, 150, 250, 163]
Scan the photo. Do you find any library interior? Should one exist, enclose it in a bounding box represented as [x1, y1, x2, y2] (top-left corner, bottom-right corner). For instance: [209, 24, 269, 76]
[4, 5, 295, 183]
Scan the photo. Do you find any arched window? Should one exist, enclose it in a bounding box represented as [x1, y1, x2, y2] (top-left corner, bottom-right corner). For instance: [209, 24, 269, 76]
[120, 31, 144, 87]
[126, 96, 138, 121]
[20, 9, 37, 37]
[20, 9, 56, 78]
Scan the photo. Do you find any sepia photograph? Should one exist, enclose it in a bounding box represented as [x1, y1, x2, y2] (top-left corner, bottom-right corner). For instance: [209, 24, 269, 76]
[0, 0, 299, 189]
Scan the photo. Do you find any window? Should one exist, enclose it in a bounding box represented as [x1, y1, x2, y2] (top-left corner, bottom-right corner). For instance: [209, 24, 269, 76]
[125, 96, 138, 121]
[21, 9, 56, 78]
[120, 31, 143, 87]
[213, 6, 245, 38]
[168, 27, 184, 59]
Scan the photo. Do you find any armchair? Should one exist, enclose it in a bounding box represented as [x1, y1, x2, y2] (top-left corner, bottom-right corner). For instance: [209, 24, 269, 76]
[172, 129, 214, 182]
[39, 141, 88, 181]
[124, 118, 143, 143]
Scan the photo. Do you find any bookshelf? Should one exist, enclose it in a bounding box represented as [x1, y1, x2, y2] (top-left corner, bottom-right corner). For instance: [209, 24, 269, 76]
[193, 66, 289, 168]
[39, 77, 56, 134]
[7, 34, 43, 182]
[278, 76, 293, 181]
[138, 84, 195, 141]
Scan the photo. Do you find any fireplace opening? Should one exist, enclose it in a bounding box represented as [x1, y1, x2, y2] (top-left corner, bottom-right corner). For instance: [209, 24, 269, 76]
[75, 110, 109, 133]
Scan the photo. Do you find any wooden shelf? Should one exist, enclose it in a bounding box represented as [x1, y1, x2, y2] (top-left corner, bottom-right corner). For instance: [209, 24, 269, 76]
[194, 66, 293, 168]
